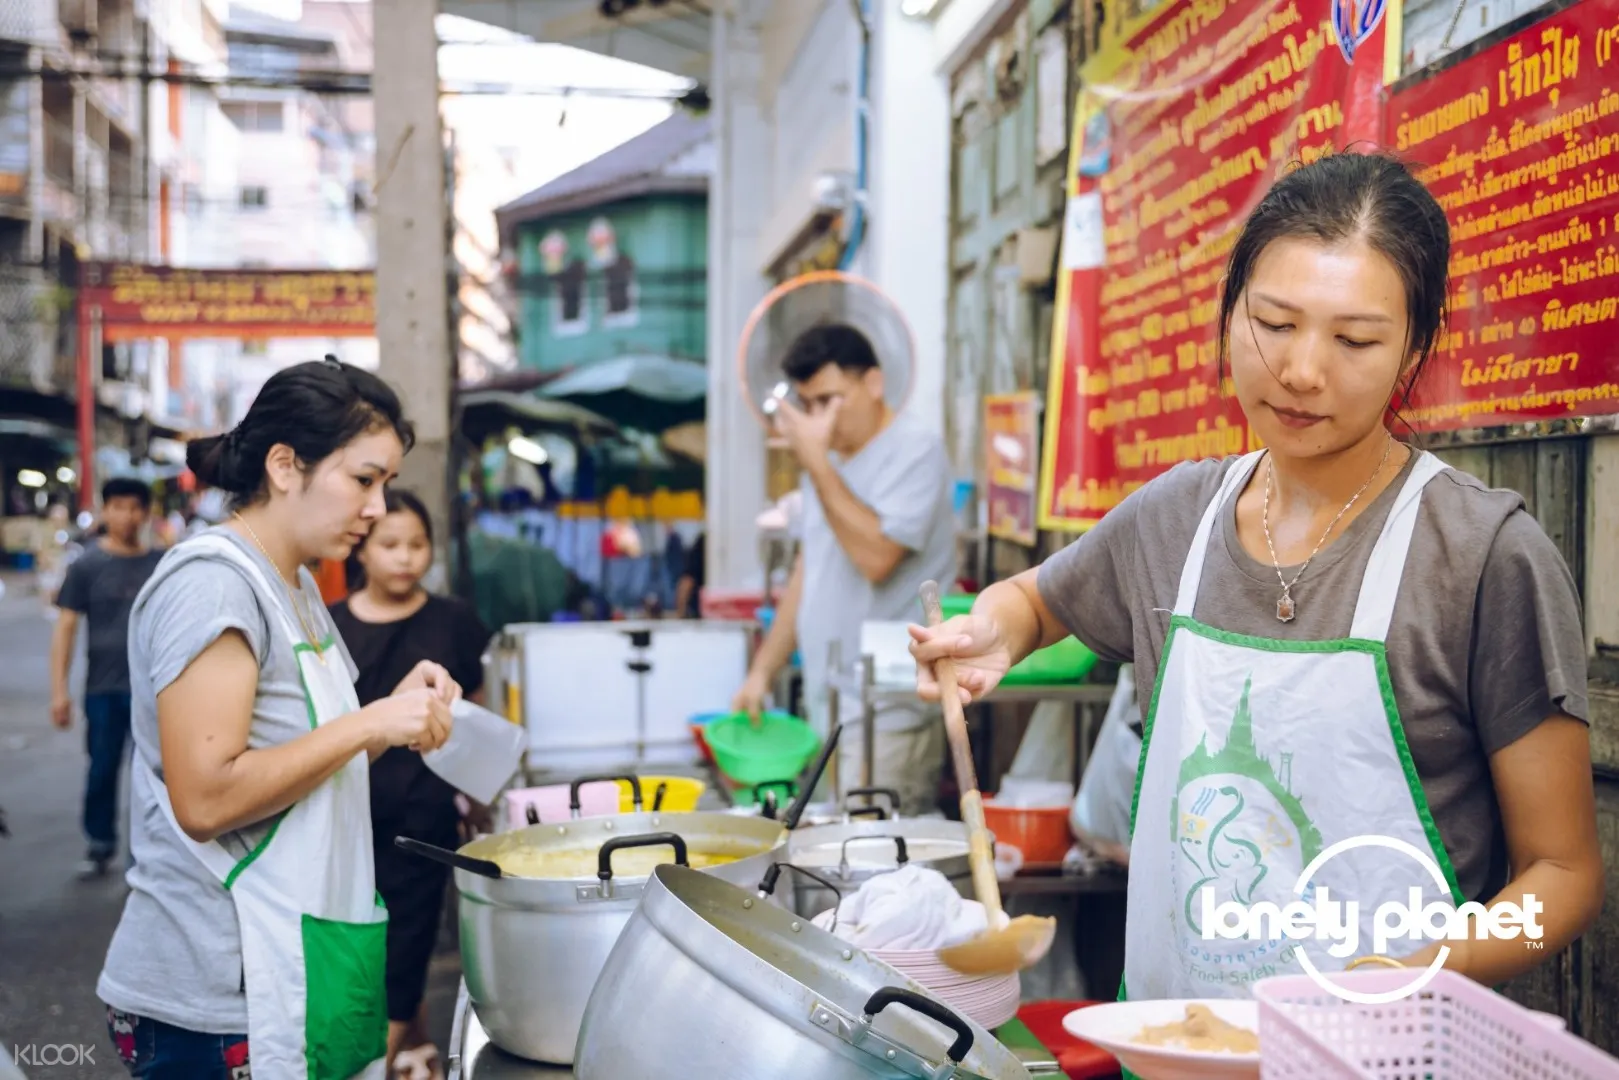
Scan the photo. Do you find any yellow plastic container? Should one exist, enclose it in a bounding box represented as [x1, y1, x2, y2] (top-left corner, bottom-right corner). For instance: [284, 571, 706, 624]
[618, 776, 706, 814]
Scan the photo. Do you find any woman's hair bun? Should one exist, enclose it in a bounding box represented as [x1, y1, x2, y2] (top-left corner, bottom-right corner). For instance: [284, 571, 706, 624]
[185, 430, 248, 493]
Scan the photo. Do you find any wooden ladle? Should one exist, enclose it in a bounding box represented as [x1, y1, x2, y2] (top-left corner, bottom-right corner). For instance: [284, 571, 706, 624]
[919, 580, 1057, 976]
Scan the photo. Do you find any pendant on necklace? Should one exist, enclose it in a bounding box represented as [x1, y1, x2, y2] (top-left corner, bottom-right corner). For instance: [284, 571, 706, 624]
[1276, 594, 1297, 623]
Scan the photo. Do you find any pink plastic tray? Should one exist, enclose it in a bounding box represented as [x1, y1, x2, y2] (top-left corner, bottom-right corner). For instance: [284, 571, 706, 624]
[1253, 969, 1619, 1079]
[503, 781, 619, 830]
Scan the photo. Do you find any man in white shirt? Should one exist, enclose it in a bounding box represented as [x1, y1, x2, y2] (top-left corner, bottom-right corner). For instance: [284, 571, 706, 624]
[732, 322, 958, 813]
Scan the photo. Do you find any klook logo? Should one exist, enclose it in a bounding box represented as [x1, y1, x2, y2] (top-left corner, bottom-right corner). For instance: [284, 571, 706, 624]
[14, 1044, 98, 1066]
[1199, 834, 1544, 1003]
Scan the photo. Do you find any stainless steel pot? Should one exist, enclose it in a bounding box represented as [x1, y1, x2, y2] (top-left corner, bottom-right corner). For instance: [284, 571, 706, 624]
[575, 863, 1030, 1080]
[782, 815, 976, 918]
[454, 809, 787, 1065]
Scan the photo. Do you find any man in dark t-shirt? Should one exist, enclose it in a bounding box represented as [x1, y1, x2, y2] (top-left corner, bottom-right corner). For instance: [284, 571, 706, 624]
[50, 478, 163, 878]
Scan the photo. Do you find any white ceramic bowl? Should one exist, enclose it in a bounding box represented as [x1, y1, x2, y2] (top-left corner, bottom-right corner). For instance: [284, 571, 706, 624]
[1061, 999, 1261, 1080]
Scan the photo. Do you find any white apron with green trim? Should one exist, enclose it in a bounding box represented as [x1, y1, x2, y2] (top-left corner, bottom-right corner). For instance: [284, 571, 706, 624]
[138, 534, 388, 1079]
[1123, 449, 1463, 1001]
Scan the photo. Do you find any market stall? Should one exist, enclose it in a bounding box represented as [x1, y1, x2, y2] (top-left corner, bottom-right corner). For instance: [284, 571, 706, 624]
[436, 0, 1619, 1070]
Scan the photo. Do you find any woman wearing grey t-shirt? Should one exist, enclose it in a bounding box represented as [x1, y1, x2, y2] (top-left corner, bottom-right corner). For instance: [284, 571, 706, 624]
[912, 154, 1603, 1004]
[97, 359, 460, 1079]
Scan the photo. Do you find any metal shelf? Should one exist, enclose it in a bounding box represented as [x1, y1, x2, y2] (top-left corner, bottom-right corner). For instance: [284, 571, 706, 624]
[1000, 868, 1129, 896]
[823, 642, 1119, 793]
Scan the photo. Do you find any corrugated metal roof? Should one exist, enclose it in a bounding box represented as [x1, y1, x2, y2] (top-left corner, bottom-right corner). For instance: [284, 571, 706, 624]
[496, 110, 710, 233]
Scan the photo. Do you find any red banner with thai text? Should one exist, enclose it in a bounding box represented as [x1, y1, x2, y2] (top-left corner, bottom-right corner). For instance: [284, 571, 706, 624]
[1388, 0, 1619, 430]
[81, 264, 376, 342]
[1039, 0, 1389, 531]
[986, 392, 1040, 546]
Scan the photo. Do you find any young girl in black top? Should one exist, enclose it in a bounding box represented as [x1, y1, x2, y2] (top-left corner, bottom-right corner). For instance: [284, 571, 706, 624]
[329, 489, 492, 1080]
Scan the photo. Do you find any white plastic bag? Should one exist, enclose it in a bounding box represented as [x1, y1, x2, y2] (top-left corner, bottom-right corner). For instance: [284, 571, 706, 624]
[421, 698, 527, 805]
[1005, 700, 1075, 782]
[1069, 664, 1141, 857]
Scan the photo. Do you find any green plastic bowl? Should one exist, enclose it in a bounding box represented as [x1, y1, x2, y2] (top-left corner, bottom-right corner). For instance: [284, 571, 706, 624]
[703, 711, 822, 786]
[940, 593, 1098, 685]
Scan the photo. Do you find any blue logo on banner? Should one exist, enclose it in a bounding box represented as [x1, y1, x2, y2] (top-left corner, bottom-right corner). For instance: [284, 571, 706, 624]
[1332, 0, 1388, 64]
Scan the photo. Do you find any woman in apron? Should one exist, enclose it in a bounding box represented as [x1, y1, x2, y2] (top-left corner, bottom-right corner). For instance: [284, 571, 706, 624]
[330, 489, 493, 1080]
[98, 358, 460, 1079]
[910, 153, 1604, 1001]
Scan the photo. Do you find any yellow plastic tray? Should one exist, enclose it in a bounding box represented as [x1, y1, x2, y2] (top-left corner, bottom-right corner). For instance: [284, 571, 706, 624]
[619, 776, 706, 813]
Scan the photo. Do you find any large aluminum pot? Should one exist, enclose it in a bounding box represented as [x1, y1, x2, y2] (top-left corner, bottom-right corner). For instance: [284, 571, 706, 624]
[783, 815, 976, 918]
[455, 809, 787, 1065]
[575, 863, 1030, 1080]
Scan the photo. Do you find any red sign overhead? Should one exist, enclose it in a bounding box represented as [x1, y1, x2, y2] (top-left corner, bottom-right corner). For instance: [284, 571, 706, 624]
[1040, 0, 1389, 531]
[1041, 0, 1619, 533]
[81, 264, 376, 342]
[1388, 0, 1619, 429]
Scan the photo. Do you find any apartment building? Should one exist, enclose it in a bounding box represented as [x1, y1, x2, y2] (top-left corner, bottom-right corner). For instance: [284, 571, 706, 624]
[215, 3, 375, 421]
[0, 0, 166, 518]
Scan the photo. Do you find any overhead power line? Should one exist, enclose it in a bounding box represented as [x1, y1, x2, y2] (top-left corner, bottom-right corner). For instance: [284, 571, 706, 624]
[0, 61, 694, 99]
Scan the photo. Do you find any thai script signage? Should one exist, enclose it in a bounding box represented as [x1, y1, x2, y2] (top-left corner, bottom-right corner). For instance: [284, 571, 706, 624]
[81, 264, 376, 341]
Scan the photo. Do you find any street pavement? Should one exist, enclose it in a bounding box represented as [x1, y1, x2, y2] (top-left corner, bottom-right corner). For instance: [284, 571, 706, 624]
[0, 575, 462, 1079]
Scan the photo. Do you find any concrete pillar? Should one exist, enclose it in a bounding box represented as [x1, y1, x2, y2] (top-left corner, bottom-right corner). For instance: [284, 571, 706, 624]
[372, 0, 454, 578]
[705, 0, 772, 592]
[868, 0, 951, 442]
[26, 55, 44, 264]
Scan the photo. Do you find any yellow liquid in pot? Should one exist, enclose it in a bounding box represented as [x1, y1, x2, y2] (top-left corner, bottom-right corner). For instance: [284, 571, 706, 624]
[490, 845, 746, 880]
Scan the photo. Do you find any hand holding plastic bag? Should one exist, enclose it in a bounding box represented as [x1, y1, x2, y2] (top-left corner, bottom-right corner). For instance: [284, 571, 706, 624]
[420, 699, 526, 805]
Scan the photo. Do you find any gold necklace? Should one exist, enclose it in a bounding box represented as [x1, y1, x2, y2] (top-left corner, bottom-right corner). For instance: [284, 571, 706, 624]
[233, 512, 326, 656]
[1260, 439, 1393, 623]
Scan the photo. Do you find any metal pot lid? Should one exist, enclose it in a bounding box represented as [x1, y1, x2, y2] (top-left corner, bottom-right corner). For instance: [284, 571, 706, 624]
[640, 864, 1029, 1080]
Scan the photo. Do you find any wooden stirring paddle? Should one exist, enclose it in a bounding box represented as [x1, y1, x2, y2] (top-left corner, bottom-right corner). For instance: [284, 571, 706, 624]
[919, 580, 1057, 976]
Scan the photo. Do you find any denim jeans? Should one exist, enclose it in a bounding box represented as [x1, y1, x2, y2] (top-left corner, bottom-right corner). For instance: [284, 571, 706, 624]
[106, 1008, 250, 1078]
[82, 692, 132, 858]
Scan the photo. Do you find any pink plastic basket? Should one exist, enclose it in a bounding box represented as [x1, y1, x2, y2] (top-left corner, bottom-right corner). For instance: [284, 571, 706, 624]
[1253, 969, 1619, 1079]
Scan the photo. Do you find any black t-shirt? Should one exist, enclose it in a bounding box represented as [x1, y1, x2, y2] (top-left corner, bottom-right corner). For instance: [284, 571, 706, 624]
[56, 544, 164, 694]
[328, 594, 494, 846]
[682, 533, 705, 617]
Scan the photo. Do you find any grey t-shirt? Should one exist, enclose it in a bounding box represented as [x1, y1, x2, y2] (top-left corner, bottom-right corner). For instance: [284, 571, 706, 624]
[55, 543, 164, 694]
[97, 528, 358, 1033]
[797, 411, 959, 731]
[1036, 450, 1588, 904]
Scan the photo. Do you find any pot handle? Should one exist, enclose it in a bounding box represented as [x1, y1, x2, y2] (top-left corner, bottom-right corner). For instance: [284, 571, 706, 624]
[781, 722, 843, 830]
[756, 862, 846, 934]
[394, 836, 503, 879]
[862, 988, 974, 1064]
[844, 787, 902, 817]
[571, 774, 643, 816]
[597, 832, 688, 882]
[839, 835, 909, 878]
[846, 806, 889, 821]
[752, 779, 799, 804]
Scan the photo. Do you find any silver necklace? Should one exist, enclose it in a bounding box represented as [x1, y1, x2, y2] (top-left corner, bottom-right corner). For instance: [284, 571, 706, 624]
[1261, 439, 1393, 623]
[234, 512, 326, 659]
